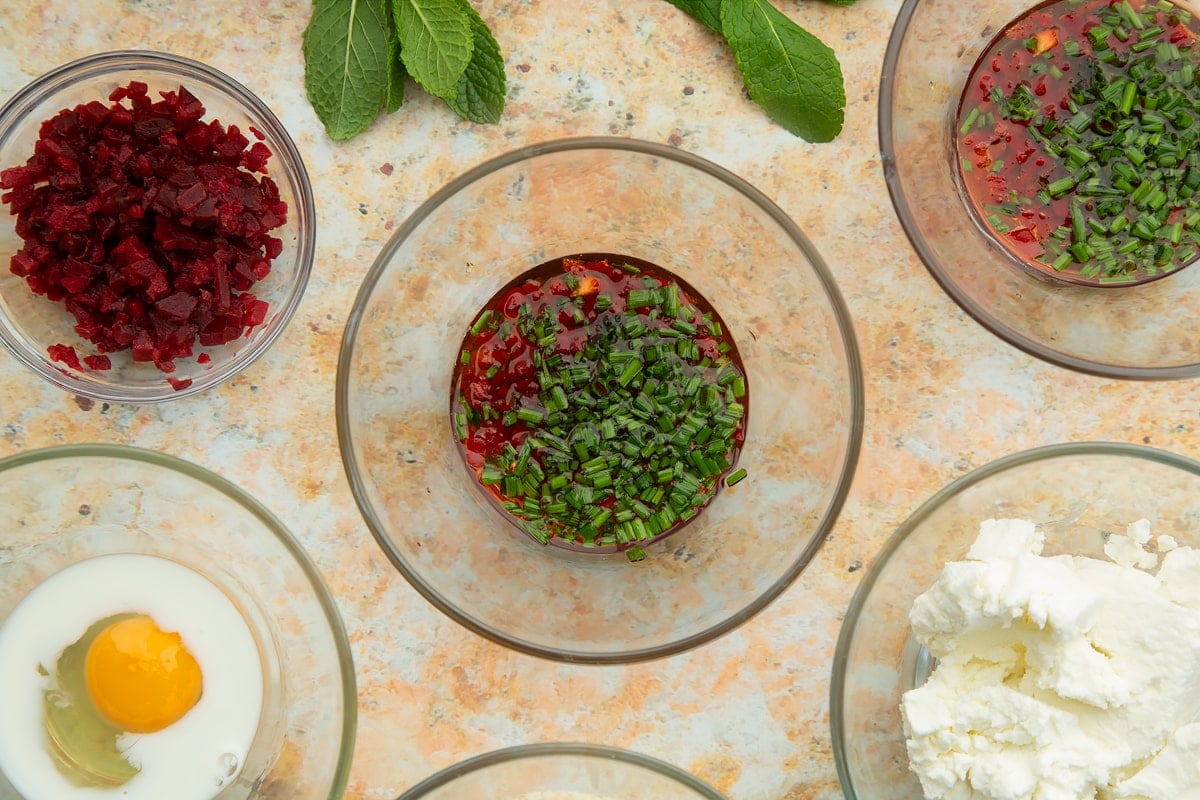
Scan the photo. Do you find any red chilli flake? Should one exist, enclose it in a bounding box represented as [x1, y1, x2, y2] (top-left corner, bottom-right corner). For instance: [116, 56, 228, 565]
[0, 81, 287, 375]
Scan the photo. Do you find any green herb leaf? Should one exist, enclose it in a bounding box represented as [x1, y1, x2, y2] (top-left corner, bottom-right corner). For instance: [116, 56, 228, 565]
[663, 0, 723, 33]
[386, 12, 407, 114]
[444, 0, 507, 123]
[719, 0, 846, 142]
[392, 0, 474, 100]
[302, 0, 393, 140]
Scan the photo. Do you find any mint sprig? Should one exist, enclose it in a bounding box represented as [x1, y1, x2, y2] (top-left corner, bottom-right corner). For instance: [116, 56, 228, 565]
[303, 0, 507, 140]
[666, 0, 850, 142]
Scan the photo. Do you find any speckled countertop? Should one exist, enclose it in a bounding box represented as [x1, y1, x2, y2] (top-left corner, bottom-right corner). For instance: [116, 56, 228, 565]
[2, 2, 1199, 799]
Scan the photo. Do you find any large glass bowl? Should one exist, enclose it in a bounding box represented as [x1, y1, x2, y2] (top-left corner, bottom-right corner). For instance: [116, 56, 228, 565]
[831, 441, 1200, 799]
[0, 51, 315, 401]
[395, 743, 727, 799]
[337, 137, 863, 663]
[881, 0, 1200, 378]
[0, 444, 355, 800]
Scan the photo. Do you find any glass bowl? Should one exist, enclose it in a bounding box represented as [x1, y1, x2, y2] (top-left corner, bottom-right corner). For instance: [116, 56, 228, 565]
[337, 137, 863, 663]
[395, 743, 727, 799]
[831, 441, 1200, 800]
[881, 0, 1200, 378]
[0, 444, 355, 800]
[0, 51, 315, 401]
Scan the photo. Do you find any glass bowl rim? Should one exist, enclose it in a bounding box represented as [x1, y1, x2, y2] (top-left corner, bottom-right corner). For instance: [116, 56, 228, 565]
[0, 442, 358, 799]
[336, 135, 865, 664]
[393, 741, 728, 799]
[828, 439, 1200, 798]
[0, 49, 317, 402]
[878, 3, 1200, 381]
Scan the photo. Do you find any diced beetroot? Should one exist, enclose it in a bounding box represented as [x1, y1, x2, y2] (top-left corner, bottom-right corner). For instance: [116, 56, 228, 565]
[47, 343, 82, 370]
[77, 100, 110, 127]
[241, 142, 271, 173]
[155, 291, 197, 322]
[0, 80, 286, 376]
[240, 294, 268, 327]
[1, 164, 43, 189]
[10, 251, 39, 276]
[175, 182, 207, 212]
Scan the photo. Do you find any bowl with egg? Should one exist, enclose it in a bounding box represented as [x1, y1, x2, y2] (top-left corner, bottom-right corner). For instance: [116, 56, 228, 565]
[882, 0, 1200, 377]
[0, 50, 315, 401]
[395, 743, 727, 799]
[337, 136, 864, 663]
[831, 441, 1200, 800]
[0, 444, 355, 800]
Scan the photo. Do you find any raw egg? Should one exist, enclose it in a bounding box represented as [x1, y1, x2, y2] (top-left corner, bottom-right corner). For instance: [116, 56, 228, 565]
[0, 554, 264, 800]
[84, 614, 204, 733]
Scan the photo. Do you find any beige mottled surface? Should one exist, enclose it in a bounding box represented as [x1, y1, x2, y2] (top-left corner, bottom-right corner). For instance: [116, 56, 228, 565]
[2, 2, 1199, 799]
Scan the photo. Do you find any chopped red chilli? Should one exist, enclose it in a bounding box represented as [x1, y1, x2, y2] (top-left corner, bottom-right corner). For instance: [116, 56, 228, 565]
[0, 81, 287, 374]
[451, 254, 749, 557]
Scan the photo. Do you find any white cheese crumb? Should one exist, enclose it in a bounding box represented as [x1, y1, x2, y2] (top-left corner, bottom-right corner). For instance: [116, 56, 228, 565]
[1104, 518, 1158, 569]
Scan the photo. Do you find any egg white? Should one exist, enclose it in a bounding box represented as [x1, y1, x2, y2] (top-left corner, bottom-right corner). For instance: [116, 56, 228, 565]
[0, 554, 264, 800]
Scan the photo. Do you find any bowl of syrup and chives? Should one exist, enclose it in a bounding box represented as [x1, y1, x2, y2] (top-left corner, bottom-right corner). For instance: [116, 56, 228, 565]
[882, 0, 1200, 377]
[452, 253, 748, 559]
[337, 137, 863, 663]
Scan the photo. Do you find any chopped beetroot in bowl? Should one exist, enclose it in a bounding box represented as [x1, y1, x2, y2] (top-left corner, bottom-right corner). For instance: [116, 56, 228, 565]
[0, 51, 314, 402]
[3, 81, 283, 373]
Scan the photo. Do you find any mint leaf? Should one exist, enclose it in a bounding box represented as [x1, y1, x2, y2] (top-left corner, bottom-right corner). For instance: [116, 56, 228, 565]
[302, 0, 393, 140]
[386, 9, 406, 114]
[663, 0, 722, 32]
[392, 0, 474, 100]
[720, 0, 846, 142]
[444, 0, 506, 123]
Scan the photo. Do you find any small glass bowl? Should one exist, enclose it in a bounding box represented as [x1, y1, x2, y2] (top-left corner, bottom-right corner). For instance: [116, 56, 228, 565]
[338, 137, 863, 663]
[395, 743, 727, 799]
[831, 441, 1200, 800]
[0, 444, 356, 800]
[881, 0, 1200, 378]
[0, 51, 315, 401]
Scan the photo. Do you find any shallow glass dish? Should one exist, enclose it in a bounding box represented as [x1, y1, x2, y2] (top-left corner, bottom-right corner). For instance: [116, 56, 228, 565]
[0, 444, 355, 800]
[831, 441, 1200, 799]
[881, 0, 1200, 378]
[0, 51, 315, 401]
[396, 743, 727, 799]
[338, 137, 863, 663]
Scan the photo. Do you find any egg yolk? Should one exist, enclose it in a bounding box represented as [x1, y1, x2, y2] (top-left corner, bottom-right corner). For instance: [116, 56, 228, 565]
[83, 615, 202, 733]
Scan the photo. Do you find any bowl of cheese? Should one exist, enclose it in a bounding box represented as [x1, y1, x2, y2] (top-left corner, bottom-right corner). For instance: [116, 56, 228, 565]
[831, 441, 1200, 800]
